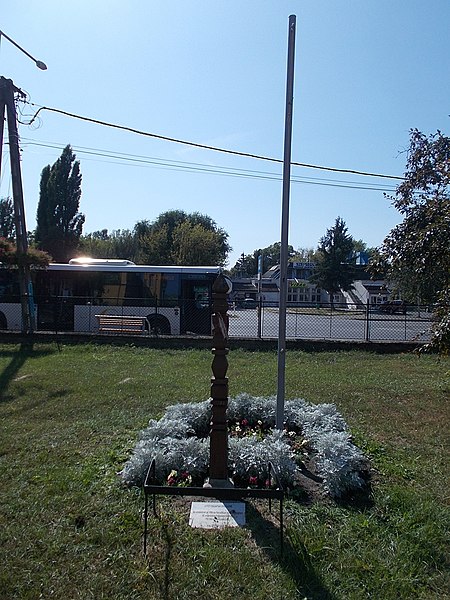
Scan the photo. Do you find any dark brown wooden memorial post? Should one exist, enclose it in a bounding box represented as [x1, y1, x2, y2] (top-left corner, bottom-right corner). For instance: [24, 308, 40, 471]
[207, 273, 231, 486]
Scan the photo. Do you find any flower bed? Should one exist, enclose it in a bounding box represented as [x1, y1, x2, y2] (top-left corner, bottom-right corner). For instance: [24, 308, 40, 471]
[120, 393, 370, 499]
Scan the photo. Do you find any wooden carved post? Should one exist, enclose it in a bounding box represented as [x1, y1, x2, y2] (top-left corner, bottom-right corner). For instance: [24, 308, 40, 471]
[208, 273, 230, 484]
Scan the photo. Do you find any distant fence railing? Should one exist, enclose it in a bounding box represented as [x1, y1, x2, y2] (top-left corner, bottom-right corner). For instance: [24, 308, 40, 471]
[227, 301, 433, 343]
[0, 296, 434, 343]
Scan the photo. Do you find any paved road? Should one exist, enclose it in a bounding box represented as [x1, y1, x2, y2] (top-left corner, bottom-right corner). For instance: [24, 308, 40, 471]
[228, 308, 432, 342]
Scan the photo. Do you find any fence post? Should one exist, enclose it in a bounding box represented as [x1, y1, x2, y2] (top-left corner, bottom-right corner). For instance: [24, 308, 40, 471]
[365, 300, 370, 342]
[329, 303, 333, 339]
[258, 294, 262, 339]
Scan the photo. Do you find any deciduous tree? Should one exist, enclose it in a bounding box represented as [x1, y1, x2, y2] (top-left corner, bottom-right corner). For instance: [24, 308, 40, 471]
[371, 129, 450, 354]
[171, 221, 225, 265]
[79, 229, 138, 261]
[137, 210, 230, 266]
[372, 129, 449, 305]
[229, 242, 295, 277]
[0, 236, 50, 267]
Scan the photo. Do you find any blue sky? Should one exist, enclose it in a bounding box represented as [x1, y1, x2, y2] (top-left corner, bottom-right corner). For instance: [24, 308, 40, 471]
[1, 1, 449, 268]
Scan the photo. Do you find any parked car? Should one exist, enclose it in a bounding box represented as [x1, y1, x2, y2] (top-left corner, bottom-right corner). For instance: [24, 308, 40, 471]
[378, 300, 407, 314]
[240, 298, 258, 309]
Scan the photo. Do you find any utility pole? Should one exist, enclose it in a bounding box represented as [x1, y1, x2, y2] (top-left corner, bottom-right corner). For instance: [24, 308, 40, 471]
[0, 30, 47, 332]
[0, 77, 34, 332]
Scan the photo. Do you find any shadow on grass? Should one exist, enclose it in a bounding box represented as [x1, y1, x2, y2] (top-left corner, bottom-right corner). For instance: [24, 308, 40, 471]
[246, 502, 337, 600]
[144, 497, 339, 599]
[0, 342, 56, 403]
[3, 388, 71, 418]
[157, 519, 172, 600]
[335, 488, 375, 512]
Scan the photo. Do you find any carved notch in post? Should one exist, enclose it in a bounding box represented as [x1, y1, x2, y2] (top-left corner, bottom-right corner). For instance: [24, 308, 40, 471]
[208, 273, 230, 485]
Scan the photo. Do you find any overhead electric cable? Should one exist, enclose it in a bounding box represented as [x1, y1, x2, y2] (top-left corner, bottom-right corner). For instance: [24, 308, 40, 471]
[27, 102, 404, 181]
[19, 138, 398, 192]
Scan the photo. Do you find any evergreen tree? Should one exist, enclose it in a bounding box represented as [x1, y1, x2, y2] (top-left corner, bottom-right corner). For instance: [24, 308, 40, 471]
[311, 217, 356, 305]
[35, 145, 85, 262]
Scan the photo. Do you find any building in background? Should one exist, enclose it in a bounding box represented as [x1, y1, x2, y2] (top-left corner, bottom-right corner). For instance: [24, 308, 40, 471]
[230, 258, 391, 308]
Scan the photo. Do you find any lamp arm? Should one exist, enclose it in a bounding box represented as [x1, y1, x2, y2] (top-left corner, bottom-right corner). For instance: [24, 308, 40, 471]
[0, 30, 47, 70]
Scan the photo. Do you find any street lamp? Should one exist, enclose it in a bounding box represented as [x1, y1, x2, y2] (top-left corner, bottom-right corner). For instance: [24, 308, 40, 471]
[0, 29, 47, 70]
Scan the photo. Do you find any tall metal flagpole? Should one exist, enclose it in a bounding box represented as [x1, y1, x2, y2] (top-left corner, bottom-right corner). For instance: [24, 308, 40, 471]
[276, 15, 296, 429]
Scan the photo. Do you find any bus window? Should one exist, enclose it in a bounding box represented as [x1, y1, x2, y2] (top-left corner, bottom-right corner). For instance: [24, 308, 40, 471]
[181, 279, 212, 334]
[143, 273, 179, 305]
[0, 269, 19, 302]
[69, 271, 126, 306]
[97, 272, 126, 306]
[124, 272, 146, 305]
[193, 285, 209, 309]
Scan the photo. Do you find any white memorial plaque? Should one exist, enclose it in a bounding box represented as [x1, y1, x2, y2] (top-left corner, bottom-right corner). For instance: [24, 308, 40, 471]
[189, 501, 246, 529]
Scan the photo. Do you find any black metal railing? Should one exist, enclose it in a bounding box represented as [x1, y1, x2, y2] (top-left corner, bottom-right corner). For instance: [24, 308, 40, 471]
[143, 458, 284, 555]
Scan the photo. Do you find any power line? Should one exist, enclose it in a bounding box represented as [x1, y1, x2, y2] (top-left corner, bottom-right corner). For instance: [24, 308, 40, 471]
[26, 102, 405, 181]
[19, 138, 398, 193]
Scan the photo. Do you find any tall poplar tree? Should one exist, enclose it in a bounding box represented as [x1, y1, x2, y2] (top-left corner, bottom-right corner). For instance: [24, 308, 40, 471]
[0, 197, 15, 241]
[35, 145, 85, 262]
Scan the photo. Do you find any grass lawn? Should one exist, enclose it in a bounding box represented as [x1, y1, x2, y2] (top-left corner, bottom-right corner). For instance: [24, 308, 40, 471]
[0, 341, 448, 599]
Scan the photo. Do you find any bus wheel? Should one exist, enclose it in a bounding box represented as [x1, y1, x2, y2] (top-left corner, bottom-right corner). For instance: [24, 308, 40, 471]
[147, 315, 171, 335]
[0, 312, 6, 330]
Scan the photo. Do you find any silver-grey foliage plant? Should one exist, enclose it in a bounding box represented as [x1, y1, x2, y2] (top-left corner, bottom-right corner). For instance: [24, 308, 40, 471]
[120, 394, 370, 498]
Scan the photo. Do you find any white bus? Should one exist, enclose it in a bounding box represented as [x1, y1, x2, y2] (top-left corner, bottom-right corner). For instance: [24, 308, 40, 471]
[0, 258, 221, 335]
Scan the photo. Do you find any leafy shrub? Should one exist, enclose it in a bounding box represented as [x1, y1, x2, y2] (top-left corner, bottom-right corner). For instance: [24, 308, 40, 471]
[422, 286, 450, 356]
[0, 237, 51, 267]
[229, 430, 297, 487]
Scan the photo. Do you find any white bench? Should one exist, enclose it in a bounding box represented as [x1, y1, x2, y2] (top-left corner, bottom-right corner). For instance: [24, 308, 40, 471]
[95, 314, 148, 335]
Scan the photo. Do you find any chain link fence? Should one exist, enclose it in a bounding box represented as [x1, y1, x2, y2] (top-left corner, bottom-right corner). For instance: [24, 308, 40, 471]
[0, 297, 434, 343]
[0, 295, 211, 337]
[228, 301, 433, 343]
